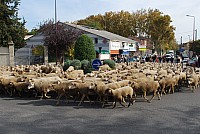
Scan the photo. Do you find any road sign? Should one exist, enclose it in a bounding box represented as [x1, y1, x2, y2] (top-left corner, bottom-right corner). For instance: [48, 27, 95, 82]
[92, 59, 102, 70]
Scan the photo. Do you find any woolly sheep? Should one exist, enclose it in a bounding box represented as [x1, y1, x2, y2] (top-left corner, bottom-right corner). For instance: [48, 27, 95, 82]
[107, 86, 134, 108]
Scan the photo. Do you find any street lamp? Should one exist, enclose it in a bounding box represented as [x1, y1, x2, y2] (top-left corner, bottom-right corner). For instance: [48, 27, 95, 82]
[55, 0, 58, 65]
[186, 14, 195, 57]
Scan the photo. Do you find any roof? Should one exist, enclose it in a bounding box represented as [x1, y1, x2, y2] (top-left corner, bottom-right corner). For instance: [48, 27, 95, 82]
[62, 22, 136, 44]
[24, 35, 34, 40]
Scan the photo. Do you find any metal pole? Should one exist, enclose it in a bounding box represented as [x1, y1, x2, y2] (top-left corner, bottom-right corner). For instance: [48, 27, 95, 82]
[188, 35, 190, 42]
[192, 16, 195, 56]
[186, 15, 195, 57]
[55, 0, 58, 65]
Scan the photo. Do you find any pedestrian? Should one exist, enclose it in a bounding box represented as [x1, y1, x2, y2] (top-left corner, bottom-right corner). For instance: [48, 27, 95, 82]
[198, 55, 200, 68]
[170, 55, 174, 63]
[196, 55, 199, 67]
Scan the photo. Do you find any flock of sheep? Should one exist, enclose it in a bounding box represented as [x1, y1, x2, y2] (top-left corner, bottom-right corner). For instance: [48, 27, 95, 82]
[0, 61, 199, 108]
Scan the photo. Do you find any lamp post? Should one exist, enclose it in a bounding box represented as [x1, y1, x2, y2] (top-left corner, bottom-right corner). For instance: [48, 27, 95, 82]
[188, 35, 190, 42]
[55, 0, 58, 65]
[186, 15, 195, 57]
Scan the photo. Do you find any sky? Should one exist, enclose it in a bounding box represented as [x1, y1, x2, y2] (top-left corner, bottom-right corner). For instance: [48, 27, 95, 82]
[18, 0, 200, 44]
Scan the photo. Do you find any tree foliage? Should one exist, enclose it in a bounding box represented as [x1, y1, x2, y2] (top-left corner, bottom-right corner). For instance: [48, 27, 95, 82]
[76, 8, 176, 53]
[0, 0, 27, 48]
[39, 20, 82, 61]
[74, 34, 96, 61]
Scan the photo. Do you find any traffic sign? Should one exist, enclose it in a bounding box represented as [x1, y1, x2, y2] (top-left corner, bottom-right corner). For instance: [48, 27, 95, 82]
[92, 59, 102, 70]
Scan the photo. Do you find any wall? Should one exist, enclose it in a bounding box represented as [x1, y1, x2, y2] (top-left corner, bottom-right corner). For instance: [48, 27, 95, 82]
[85, 33, 109, 51]
[0, 44, 14, 66]
[0, 47, 9, 66]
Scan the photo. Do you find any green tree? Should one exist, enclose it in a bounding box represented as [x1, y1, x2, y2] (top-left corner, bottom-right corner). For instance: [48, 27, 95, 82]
[74, 34, 96, 61]
[76, 9, 176, 53]
[0, 0, 27, 48]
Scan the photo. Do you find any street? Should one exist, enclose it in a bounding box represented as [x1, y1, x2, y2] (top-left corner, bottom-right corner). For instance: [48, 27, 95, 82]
[0, 87, 200, 134]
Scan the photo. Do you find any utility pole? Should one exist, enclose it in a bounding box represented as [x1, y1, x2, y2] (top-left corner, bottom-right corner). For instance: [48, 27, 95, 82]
[55, 0, 58, 65]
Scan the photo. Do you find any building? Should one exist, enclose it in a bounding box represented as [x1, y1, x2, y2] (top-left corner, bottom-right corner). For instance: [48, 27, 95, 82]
[63, 22, 136, 59]
[15, 22, 136, 65]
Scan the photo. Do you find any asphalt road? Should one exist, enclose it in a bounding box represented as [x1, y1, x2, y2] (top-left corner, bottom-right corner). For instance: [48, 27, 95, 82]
[0, 87, 200, 134]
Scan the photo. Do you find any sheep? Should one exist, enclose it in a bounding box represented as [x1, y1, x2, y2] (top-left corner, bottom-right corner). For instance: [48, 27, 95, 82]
[65, 70, 84, 80]
[8, 81, 29, 97]
[51, 80, 81, 105]
[116, 80, 131, 87]
[187, 74, 199, 92]
[158, 77, 176, 96]
[107, 86, 135, 108]
[99, 64, 111, 72]
[0, 76, 25, 95]
[27, 77, 61, 99]
[68, 81, 96, 107]
[91, 81, 121, 108]
[130, 81, 160, 103]
[66, 66, 74, 72]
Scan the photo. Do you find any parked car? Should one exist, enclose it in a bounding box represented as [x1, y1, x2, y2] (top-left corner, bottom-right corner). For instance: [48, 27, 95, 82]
[181, 54, 189, 63]
[186, 57, 198, 67]
[128, 57, 137, 62]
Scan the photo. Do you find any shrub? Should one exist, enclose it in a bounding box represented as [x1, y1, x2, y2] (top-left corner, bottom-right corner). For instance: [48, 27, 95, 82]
[70, 59, 81, 70]
[74, 34, 96, 61]
[63, 59, 71, 71]
[103, 59, 116, 69]
[81, 60, 90, 70]
[81, 60, 94, 74]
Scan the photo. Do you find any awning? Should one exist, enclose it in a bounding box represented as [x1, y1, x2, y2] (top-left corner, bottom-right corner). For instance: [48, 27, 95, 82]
[110, 50, 119, 54]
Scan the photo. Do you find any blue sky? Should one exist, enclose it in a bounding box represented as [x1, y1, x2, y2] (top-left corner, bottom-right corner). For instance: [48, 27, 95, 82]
[18, 0, 200, 43]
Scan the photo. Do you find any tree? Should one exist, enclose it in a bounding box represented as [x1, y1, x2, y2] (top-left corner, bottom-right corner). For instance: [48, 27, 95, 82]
[74, 34, 96, 61]
[0, 0, 27, 48]
[39, 20, 82, 62]
[76, 9, 176, 54]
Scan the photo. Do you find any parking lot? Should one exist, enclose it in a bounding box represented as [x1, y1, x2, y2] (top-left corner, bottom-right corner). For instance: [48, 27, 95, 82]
[0, 86, 200, 134]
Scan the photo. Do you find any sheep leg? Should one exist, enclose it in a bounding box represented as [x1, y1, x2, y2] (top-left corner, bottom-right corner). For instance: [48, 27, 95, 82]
[161, 87, 166, 96]
[78, 94, 86, 107]
[119, 101, 126, 107]
[56, 92, 65, 105]
[102, 96, 105, 108]
[44, 92, 51, 99]
[119, 97, 126, 107]
[157, 91, 161, 100]
[149, 91, 156, 103]
[143, 92, 150, 103]
[127, 96, 133, 107]
[133, 93, 136, 103]
[190, 86, 194, 92]
[122, 97, 127, 107]
[74, 92, 80, 102]
[86, 94, 92, 105]
[112, 99, 117, 108]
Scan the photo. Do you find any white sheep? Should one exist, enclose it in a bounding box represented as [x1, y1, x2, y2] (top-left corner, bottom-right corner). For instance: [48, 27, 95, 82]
[107, 86, 134, 108]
